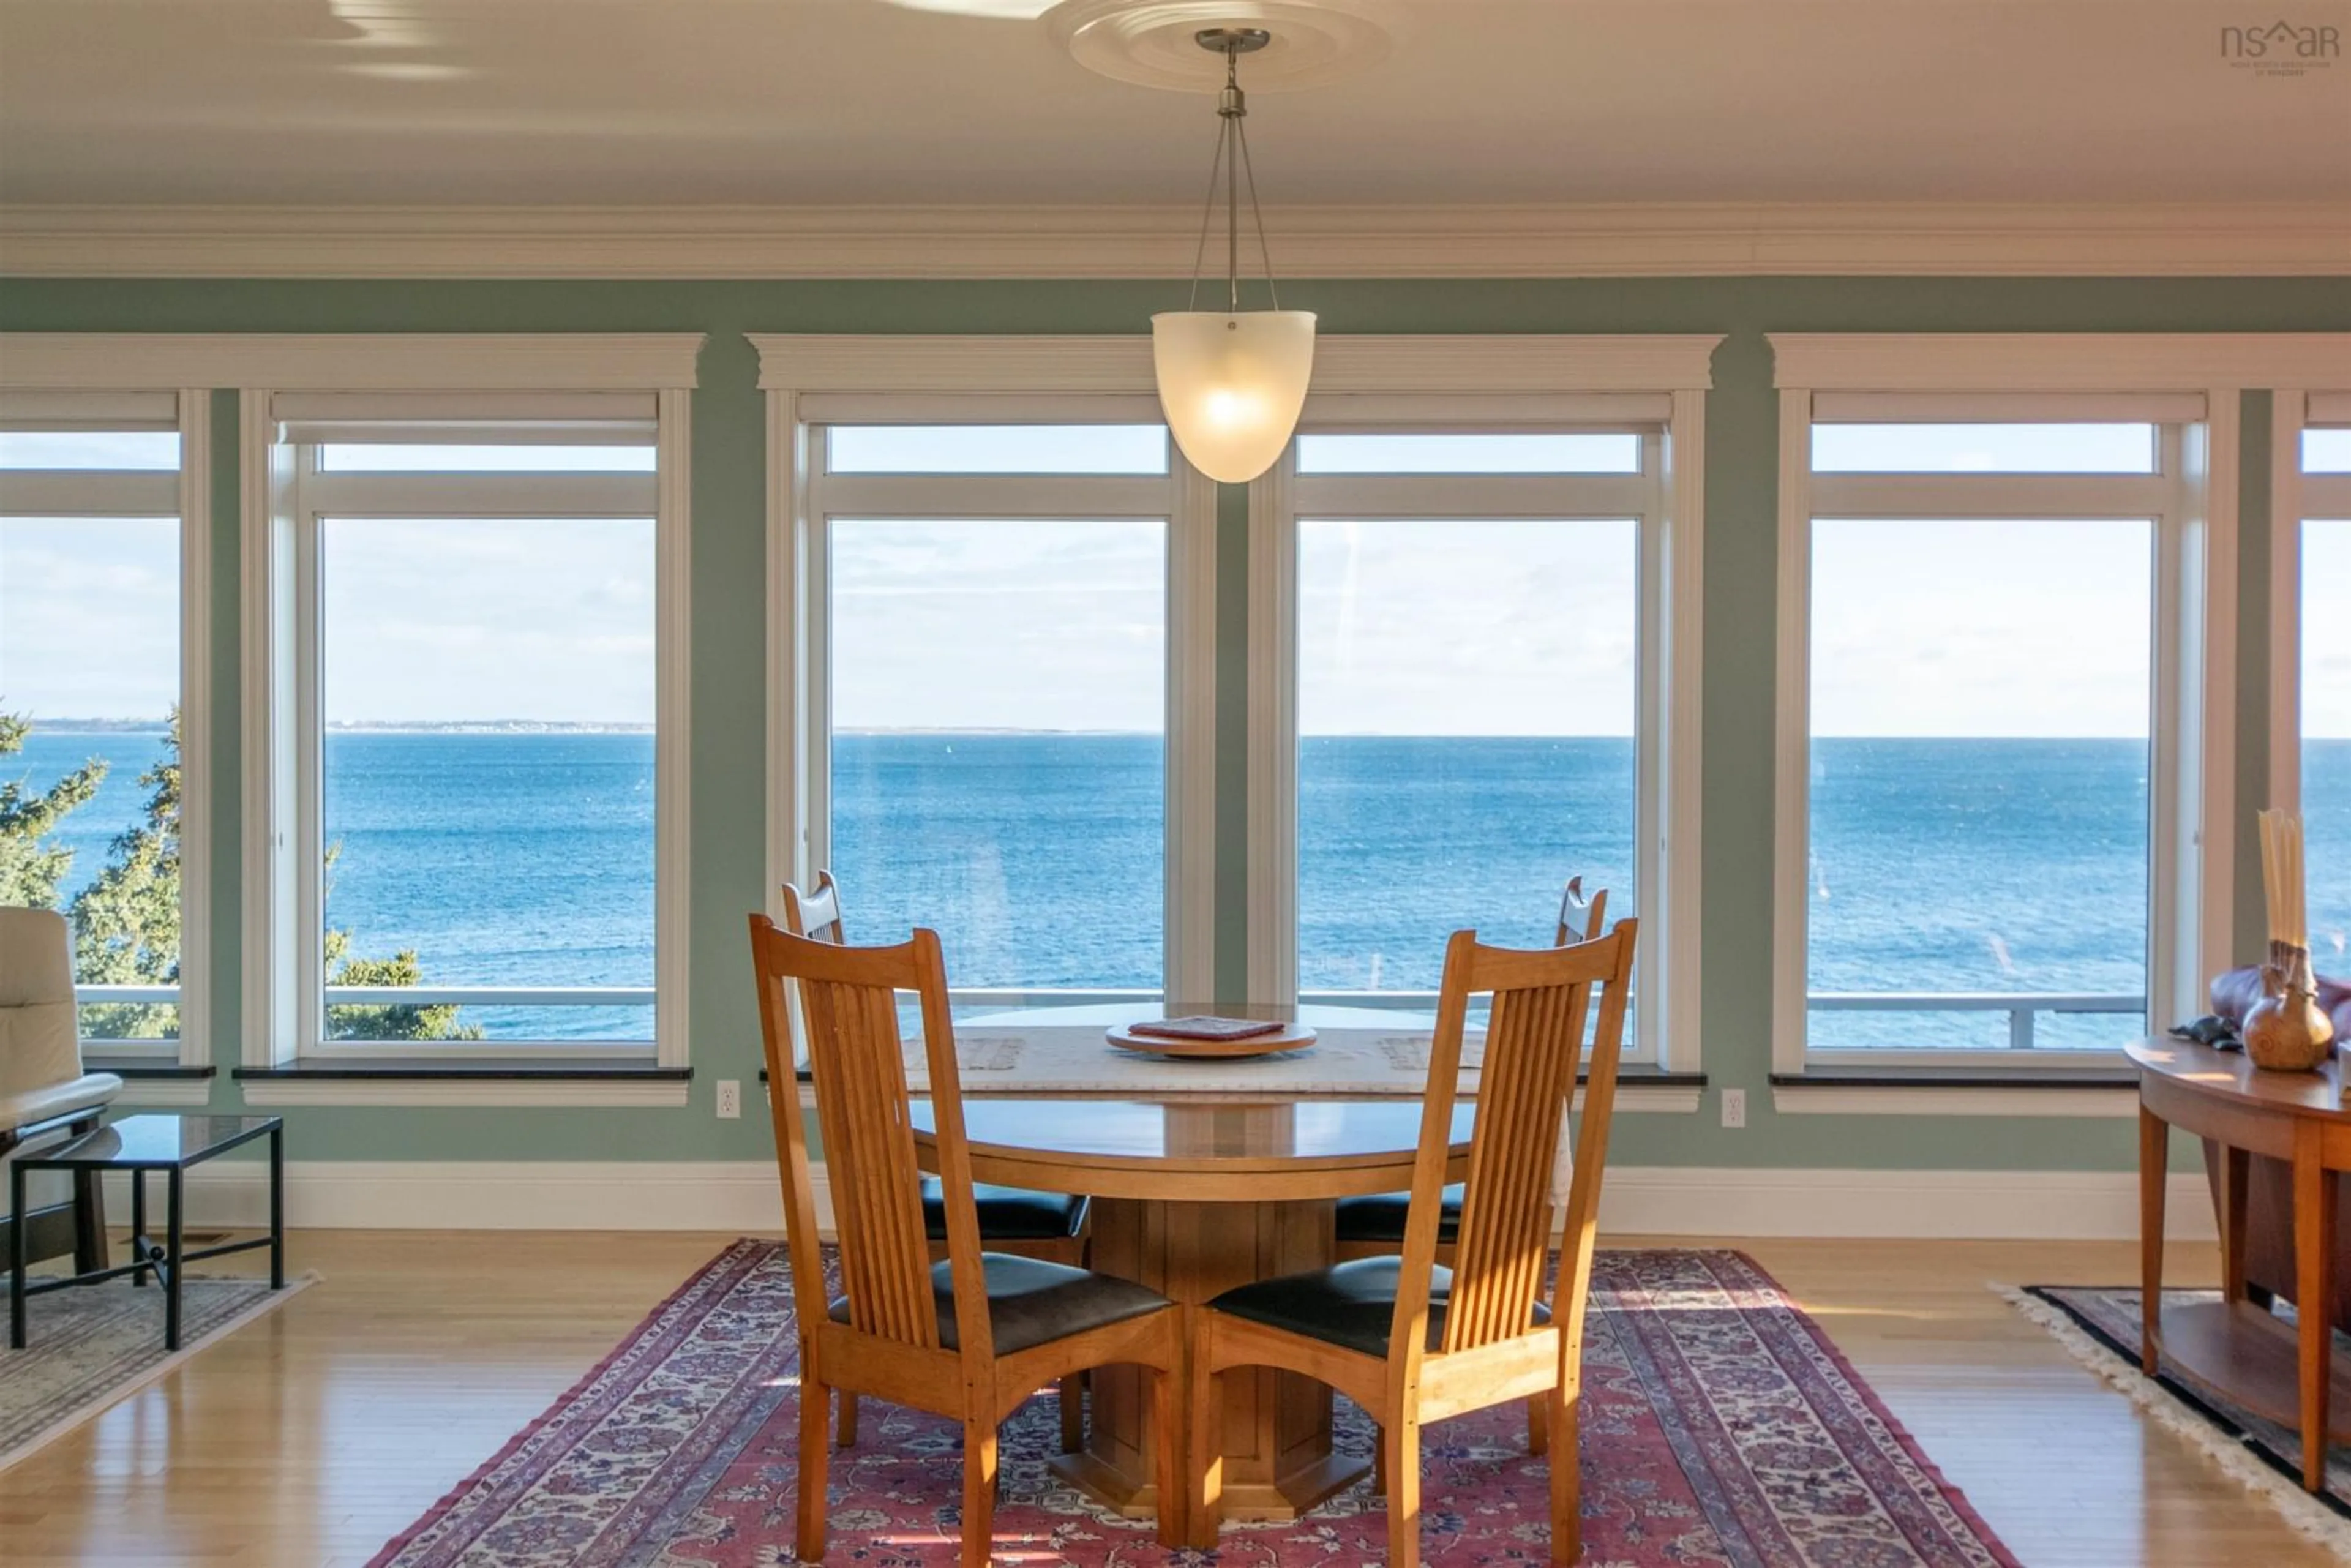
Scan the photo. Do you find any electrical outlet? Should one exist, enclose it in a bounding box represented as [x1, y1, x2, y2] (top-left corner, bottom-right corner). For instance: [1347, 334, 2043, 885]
[1720, 1088, 1746, 1129]
[716, 1079, 741, 1119]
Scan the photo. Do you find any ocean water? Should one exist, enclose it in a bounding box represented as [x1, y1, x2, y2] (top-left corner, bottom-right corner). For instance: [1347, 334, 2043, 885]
[13, 729, 2350, 1051]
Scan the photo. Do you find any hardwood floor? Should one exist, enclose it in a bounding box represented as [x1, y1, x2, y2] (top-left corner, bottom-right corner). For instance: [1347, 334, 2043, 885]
[0, 1231, 2328, 1566]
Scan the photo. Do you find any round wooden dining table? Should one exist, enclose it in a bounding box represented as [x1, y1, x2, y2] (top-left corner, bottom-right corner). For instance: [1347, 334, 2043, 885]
[909, 1094, 1474, 1534]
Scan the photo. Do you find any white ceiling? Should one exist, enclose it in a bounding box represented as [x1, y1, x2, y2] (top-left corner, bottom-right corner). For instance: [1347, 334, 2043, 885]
[0, 0, 2345, 209]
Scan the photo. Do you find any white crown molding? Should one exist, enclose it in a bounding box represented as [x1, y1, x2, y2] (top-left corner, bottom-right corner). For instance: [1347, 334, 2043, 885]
[137, 1158, 2216, 1241]
[0, 333, 707, 391]
[3, 203, 2345, 280]
[751, 332, 1721, 394]
[1771, 332, 2351, 393]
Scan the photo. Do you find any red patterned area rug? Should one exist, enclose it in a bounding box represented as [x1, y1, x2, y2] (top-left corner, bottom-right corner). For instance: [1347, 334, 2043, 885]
[370, 1242, 2017, 1567]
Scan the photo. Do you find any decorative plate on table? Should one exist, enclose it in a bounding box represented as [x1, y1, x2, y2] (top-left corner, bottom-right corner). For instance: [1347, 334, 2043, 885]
[1105, 1016, 1318, 1060]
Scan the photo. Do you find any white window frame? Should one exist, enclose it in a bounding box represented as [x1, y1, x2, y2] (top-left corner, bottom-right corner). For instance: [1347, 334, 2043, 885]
[0, 381, 211, 1085]
[1768, 334, 2351, 1094]
[229, 336, 701, 1106]
[2270, 391, 2351, 823]
[1247, 337, 1719, 1076]
[752, 337, 1217, 1005]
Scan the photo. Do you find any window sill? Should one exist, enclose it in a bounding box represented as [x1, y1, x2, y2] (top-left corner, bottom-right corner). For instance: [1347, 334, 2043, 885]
[1770, 1071, 2139, 1119]
[91, 1062, 218, 1109]
[234, 1059, 691, 1108]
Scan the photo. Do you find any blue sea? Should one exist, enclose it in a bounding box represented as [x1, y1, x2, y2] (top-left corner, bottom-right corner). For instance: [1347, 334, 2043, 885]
[13, 729, 2350, 1051]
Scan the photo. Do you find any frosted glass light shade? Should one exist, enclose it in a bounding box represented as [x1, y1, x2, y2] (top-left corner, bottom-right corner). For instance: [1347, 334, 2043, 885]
[1152, 310, 1317, 484]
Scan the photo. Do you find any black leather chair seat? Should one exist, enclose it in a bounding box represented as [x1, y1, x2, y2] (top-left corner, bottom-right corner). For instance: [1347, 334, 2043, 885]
[1333, 1183, 1464, 1245]
[1208, 1256, 1550, 1359]
[830, 1253, 1169, 1356]
[920, 1176, 1089, 1242]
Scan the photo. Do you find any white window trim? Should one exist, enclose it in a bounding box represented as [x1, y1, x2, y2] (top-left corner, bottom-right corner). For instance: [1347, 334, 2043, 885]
[0, 378, 211, 1074]
[1245, 336, 1718, 1075]
[2271, 391, 2351, 820]
[753, 336, 1218, 1005]
[1763, 331, 2329, 1083]
[234, 339, 699, 1106]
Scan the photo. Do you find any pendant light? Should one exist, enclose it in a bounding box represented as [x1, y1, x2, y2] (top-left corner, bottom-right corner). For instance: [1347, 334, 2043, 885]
[1152, 28, 1316, 485]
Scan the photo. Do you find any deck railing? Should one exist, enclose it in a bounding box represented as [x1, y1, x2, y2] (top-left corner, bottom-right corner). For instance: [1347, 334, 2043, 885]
[77, 983, 2152, 1050]
[1808, 990, 2144, 1050]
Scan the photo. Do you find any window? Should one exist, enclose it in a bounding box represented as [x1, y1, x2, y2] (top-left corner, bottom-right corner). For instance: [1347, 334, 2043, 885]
[249, 388, 688, 1068]
[1289, 444, 1643, 1010]
[1250, 371, 1711, 1073]
[1779, 401, 2216, 1068]
[765, 334, 1711, 1066]
[2289, 397, 2351, 972]
[0, 396, 204, 1063]
[801, 421, 1207, 1003]
[2307, 517, 2349, 967]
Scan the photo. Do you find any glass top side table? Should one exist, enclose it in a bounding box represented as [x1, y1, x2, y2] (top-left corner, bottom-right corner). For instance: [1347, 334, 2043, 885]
[9, 1113, 285, 1351]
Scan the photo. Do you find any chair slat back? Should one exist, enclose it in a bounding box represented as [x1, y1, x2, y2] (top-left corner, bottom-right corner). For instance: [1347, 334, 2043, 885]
[1556, 876, 1607, 946]
[1387, 921, 1638, 1364]
[749, 917, 973, 1356]
[782, 871, 846, 945]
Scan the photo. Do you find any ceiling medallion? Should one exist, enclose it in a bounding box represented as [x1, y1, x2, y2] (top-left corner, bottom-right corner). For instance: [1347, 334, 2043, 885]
[1046, 1, 1403, 92]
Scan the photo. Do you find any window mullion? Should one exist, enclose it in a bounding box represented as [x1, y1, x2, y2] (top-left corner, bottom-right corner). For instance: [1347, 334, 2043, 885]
[1809, 472, 2175, 518]
[811, 473, 1173, 519]
[293, 456, 328, 1058]
[300, 471, 656, 517]
[1634, 433, 1667, 1067]
[0, 470, 178, 516]
[1291, 473, 1652, 519]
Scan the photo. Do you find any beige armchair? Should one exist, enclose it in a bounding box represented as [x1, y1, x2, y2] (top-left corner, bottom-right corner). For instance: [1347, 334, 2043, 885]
[1, 906, 122, 1271]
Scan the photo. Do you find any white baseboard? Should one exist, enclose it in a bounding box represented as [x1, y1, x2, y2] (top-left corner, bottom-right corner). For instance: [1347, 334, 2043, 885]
[92, 1161, 2219, 1244]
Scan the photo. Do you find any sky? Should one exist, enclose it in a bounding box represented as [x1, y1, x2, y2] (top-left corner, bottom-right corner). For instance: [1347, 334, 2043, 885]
[1, 425, 2345, 739]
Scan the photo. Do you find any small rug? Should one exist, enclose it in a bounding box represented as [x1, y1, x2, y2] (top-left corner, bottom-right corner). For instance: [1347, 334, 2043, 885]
[373, 1243, 2015, 1567]
[0, 1269, 313, 1469]
[2011, 1284, 2351, 1559]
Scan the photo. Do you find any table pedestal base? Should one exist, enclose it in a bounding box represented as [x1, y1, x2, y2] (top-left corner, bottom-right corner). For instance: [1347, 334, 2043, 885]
[1055, 1194, 1368, 1524]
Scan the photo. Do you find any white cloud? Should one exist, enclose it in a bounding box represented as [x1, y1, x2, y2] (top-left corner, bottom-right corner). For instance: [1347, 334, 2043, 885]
[320, 517, 655, 724]
[0, 517, 180, 718]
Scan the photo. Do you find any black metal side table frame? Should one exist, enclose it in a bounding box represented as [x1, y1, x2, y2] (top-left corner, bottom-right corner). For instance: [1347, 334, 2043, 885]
[10, 1114, 284, 1352]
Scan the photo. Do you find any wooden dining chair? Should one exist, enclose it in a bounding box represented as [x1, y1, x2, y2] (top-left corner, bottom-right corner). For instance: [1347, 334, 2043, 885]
[781, 872, 1093, 1453]
[1332, 877, 1611, 1457]
[749, 913, 1186, 1566]
[1187, 918, 1638, 1566]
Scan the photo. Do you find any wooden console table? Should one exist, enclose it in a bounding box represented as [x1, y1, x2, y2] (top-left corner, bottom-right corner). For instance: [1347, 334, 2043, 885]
[2131, 1037, 2351, 1489]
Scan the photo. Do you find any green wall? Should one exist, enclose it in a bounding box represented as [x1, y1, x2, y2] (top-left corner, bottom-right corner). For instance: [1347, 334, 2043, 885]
[6, 276, 2344, 1170]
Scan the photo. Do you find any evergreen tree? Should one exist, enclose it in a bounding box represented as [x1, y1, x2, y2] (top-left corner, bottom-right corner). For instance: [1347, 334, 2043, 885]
[6, 709, 476, 1042]
[0, 710, 105, 908]
[71, 712, 182, 1038]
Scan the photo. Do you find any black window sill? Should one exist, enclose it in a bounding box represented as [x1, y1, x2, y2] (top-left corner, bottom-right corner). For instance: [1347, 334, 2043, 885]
[87, 1062, 217, 1081]
[1770, 1071, 2135, 1090]
[1605, 1068, 1708, 1088]
[234, 1059, 690, 1082]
